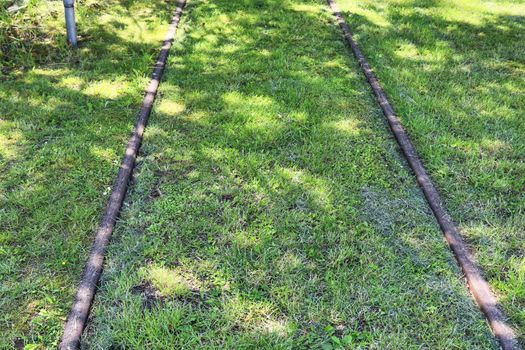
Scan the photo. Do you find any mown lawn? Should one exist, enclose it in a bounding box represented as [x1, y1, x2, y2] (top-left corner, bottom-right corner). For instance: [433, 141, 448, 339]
[0, 0, 174, 347]
[335, 0, 525, 345]
[84, 0, 497, 348]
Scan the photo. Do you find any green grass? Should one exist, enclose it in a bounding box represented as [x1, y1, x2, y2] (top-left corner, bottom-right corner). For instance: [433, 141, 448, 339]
[0, 0, 174, 348]
[334, 0, 525, 345]
[83, 0, 498, 348]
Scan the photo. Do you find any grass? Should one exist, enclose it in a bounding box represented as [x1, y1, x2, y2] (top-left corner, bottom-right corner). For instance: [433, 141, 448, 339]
[0, 0, 174, 348]
[83, 0, 499, 348]
[334, 0, 525, 345]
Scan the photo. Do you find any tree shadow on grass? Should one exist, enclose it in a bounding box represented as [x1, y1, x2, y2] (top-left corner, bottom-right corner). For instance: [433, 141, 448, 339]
[338, 1, 525, 344]
[0, 0, 174, 71]
[84, 0, 499, 348]
[0, 0, 186, 347]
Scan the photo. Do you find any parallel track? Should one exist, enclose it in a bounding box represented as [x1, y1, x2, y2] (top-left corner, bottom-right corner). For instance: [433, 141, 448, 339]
[58, 0, 519, 348]
[325, 0, 519, 349]
[59, 0, 188, 348]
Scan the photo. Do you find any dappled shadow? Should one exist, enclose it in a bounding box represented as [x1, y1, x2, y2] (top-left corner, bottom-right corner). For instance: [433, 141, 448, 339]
[335, 0, 525, 343]
[338, 2, 524, 199]
[0, 0, 173, 71]
[84, 0, 498, 348]
[0, 0, 183, 347]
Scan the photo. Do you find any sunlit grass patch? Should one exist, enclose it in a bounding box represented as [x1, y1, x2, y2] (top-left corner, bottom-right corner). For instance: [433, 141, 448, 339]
[223, 296, 293, 337]
[83, 79, 130, 99]
[157, 99, 186, 116]
[0, 120, 24, 161]
[144, 265, 203, 298]
[325, 118, 362, 136]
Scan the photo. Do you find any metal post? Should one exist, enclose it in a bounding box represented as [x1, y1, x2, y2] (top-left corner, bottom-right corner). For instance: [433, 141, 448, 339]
[63, 0, 77, 48]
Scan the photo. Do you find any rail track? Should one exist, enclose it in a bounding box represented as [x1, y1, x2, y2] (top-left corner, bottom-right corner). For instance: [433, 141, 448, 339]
[58, 0, 188, 348]
[325, 0, 519, 349]
[58, 0, 519, 348]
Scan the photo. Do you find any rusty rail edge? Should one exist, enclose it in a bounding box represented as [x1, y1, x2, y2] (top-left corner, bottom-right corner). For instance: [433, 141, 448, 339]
[58, 0, 187, 348]
[326, 0, 519, 349]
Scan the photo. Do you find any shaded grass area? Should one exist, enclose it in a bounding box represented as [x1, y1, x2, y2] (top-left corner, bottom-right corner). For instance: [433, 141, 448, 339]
[0, 0, 174, 348]
[0, 0, 171, 71]
[85, 0, 497, 348]
[335, 0, 525, 344]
